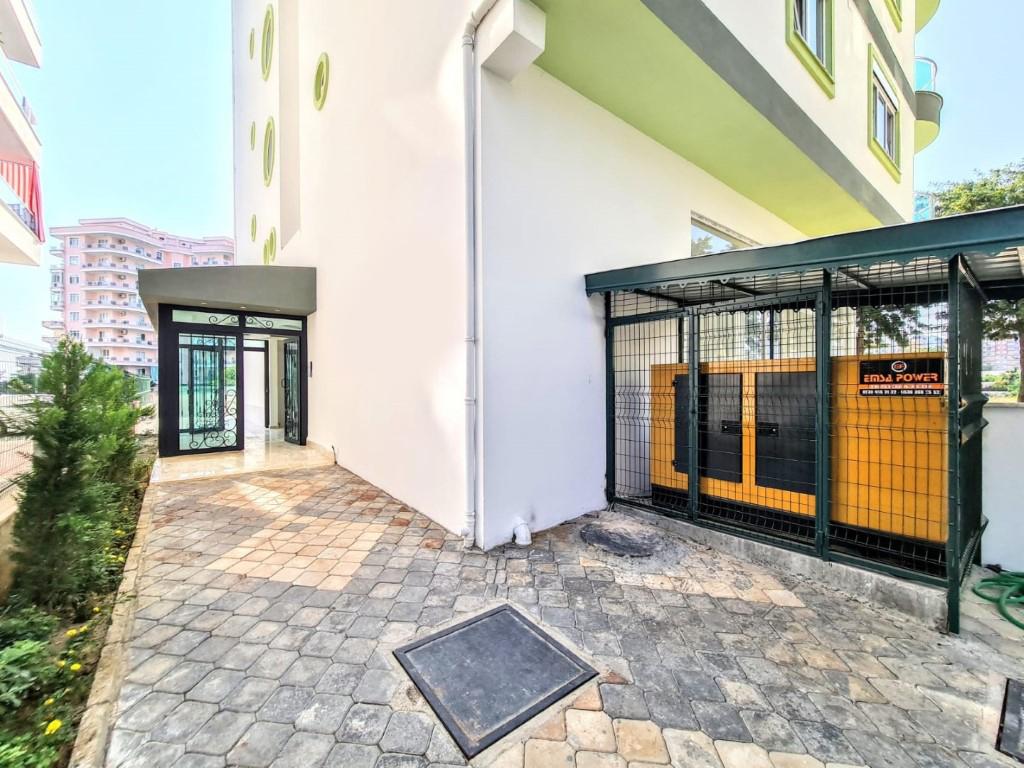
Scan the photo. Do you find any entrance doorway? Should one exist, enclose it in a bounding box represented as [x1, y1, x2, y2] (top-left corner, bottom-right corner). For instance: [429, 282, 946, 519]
[157, 305, 308, 458]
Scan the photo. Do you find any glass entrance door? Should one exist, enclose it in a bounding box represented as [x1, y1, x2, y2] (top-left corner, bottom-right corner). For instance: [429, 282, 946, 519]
[283, 338, 300, 444]
[177, 332, 240, 452]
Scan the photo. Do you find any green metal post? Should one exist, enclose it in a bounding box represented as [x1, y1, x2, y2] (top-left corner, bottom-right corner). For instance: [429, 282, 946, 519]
[815, 270, 832, 558]
[688, 310, 700, 521]
[604, 292, 616, 504]
[946, 256, 961, 634]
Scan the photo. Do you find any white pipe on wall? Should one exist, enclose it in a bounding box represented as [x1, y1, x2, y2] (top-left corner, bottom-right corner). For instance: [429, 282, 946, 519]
[461, 0, 499, 549]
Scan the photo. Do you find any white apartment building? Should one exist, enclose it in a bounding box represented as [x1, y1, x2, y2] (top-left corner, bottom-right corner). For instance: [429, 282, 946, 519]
[142, 0, 945, 550]
[0, 0, 42, 267]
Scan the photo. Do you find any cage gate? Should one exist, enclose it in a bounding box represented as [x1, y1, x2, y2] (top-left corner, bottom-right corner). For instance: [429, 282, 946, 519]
[605, 257, 974, 631]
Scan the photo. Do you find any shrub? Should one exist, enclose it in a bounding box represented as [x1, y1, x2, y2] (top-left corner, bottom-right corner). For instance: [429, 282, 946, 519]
[0, 608, 58, 648]
[0, 641, 53, 713]
[0, 338, 150, 617]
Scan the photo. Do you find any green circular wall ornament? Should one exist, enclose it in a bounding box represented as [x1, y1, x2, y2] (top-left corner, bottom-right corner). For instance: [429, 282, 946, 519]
[248, 29, 255, 60]
[313, 53, 330, 110]
[261, 5, 274, 81]
[250, 215, 257, 242]
[249, 121, 256, 150]
[263, 227, 277, 264]
[263, 117, 275, 186]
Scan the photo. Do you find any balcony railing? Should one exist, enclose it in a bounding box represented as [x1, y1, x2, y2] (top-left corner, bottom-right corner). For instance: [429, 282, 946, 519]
[915, 57, 938, 91]
[0, 44, 37, 130]
[0, 168, 37, 236]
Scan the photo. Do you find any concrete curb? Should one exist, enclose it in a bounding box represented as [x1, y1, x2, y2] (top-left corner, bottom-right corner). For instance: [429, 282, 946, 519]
[618, 504, 947, 630]
[69, 482, 158, 768]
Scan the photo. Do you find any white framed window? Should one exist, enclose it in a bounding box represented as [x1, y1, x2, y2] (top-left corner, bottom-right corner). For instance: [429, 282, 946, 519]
[69, 237, 80, 247]
[787, 0, 834, 96]
[69, 293, 80, 304]
[872, 66, 898, 162]
[69, 255, 79, 265]
[868, 46, 901, 180]
[691, 215, 755, 257]
[69, 275, 80, 285]
[70, 312, 79, 321]
[70, 330, 81, 340]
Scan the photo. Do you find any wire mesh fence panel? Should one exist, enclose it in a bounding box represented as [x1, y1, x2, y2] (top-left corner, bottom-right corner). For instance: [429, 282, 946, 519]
[828, 257, 951, 575]
[612, 312, 684, 504]
[953, 262, 985, 585]
[693, 294, 818, 544]
[0, 360, 41, 497]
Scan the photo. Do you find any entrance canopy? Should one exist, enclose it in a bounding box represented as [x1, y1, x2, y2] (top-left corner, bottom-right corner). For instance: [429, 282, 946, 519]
[585, 205, 1024, 302]
[139, 265, 316, 329]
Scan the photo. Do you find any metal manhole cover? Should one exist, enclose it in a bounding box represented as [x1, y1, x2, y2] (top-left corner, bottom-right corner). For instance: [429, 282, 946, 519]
[393, 605, 596, 757]
[580, 521, 660, 557]
[999, 678, 1024, 762]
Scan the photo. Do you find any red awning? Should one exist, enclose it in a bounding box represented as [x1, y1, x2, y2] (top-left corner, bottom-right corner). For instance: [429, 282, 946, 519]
[0, 158, 43, 241]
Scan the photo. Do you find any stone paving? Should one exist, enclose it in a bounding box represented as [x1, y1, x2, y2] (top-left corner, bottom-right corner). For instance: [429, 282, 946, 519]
[103, 464, 1022, 768]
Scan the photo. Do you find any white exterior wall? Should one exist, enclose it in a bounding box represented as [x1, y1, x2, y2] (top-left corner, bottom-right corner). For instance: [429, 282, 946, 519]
[475, 66, 803, 549]
[981, 405, 1024, 571]
[231, 0, 472, 535]
[702, 0, 915, 219]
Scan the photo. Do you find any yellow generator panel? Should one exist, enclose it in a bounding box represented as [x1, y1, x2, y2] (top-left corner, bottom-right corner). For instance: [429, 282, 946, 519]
[650, 353, 947, 544]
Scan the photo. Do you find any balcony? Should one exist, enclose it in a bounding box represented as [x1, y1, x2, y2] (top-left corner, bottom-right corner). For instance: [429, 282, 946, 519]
[0, 0, 41, 67]
[914, 58, 943, 152]
[83, 244, 164, 265]
[40, 319, 63, 331]
[0, 39, 40, 164]
[82, 260, 137, 273]
[82, 280, 137, 291]
[0, 166, 39, 264]
[916, 0, 940, 32]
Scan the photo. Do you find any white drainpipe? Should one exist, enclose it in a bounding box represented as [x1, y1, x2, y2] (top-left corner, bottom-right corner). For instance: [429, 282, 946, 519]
[462, 0, 498, 548]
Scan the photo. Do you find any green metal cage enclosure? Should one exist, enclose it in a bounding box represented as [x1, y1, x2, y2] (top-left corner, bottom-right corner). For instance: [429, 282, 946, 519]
[585, 206, 1024, 633]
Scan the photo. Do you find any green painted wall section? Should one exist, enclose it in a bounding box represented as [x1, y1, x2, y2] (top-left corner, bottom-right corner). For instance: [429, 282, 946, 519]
[532, 0, 885, 237]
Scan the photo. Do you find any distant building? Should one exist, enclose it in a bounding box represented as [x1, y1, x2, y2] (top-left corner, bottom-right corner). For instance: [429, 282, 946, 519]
[0, 333, 44, 381]
[914, 191, 936, 221]
[45, 219, 234, 379]
[982, 338, 1020, 373]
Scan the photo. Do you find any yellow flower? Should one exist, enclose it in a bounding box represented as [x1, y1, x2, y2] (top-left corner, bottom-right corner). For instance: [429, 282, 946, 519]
[115, 529, 125, 535]
[44, 698, 54, 706]
[57, 660, 66, 668]
[93, 606, 101, 614]
[70, 663, 82, 672]
[44, 720, 62, 736]
[65, 628, 78, 638]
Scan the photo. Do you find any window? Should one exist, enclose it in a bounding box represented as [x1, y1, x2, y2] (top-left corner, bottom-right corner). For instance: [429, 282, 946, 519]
[691, 215, 754, 257]
[69, 237, 79, 247]
[868, 47, 901, 180]
[98, 239, 108, 246]
[69, 294, 80, 304]
[173, 263, 182, 268]
[69, 255, 79, 265]
[70, 312, 79, 321]
[883, 0, 902, 30]
[70, 330, 81, 340]
[787, 0, 834, 97]
[69, 275, 80, 285]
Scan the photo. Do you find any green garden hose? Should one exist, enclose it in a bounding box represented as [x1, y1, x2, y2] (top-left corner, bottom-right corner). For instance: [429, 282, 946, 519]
[972, 572, 1024, 630]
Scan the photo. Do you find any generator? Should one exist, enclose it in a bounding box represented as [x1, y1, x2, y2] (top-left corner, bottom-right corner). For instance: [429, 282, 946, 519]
[650, 352, 947, 545]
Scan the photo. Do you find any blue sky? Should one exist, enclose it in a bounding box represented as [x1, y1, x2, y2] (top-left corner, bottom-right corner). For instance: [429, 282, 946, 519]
[1, 0, 232, 342]
[0, 1, 1022, 344]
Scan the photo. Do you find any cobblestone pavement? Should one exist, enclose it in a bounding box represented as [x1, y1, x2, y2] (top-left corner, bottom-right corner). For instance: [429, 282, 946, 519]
[105, 465, 1022, 768]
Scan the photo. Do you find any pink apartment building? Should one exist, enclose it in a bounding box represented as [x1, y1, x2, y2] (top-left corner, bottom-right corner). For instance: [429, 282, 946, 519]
[44, 218, 234, 380]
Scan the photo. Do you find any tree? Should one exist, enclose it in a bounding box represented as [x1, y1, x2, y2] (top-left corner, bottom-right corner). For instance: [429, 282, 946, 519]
[934, 160, 1024, 401]
[0, 339, 150, 614]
